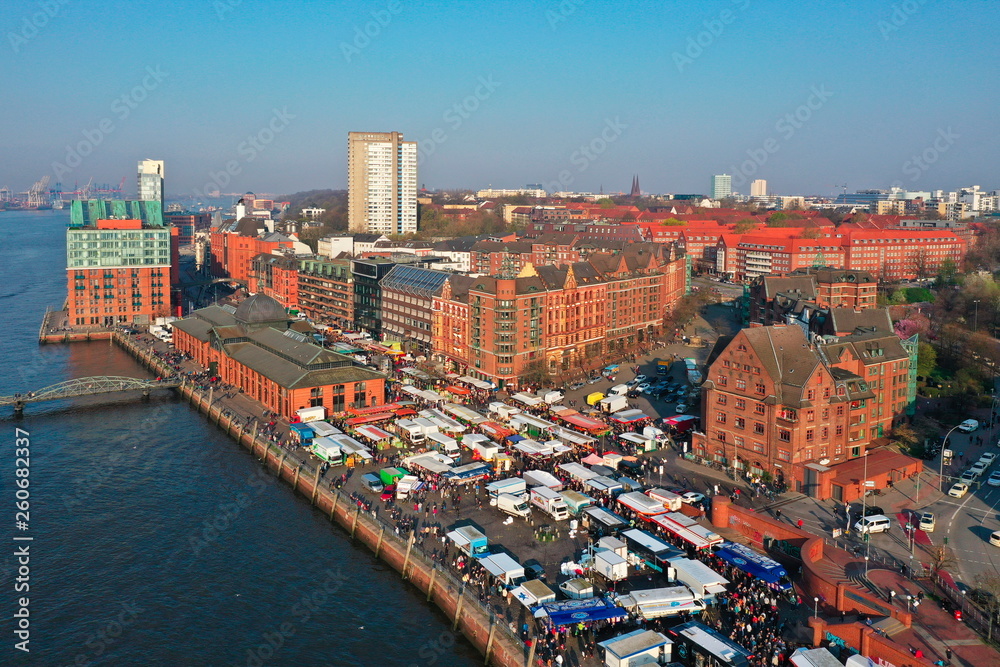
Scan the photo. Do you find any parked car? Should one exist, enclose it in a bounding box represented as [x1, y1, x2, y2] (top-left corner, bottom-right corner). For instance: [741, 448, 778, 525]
[958, 419, 980, 433]
[854, 514, 892, 534]
[980, 452, 997, 466]
[637, 382, 652, 393]
[361, 473, 384, 493]
[991, 531, 1000, 548]
[633, 375, 648, 383]
[960, 470, 978, 483]
[380, 484, 396, 501]
[675, 403, 689, 413]
[988, 471, 1000, 487]
[971, 461, 989, 476]
[681, 492, 706, 505]
[918, 512, 936, 532]
[854, 505, 884, 517]
[949, 482, 970, 498]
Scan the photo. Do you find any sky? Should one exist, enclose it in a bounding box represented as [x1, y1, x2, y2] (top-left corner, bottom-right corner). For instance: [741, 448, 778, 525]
[2, 0, 997, 199]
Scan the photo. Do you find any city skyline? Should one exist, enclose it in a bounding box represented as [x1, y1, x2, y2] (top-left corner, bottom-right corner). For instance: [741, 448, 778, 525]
[2, 0, 997, 197]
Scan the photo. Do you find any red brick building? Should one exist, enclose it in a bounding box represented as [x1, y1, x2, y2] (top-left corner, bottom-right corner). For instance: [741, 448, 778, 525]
[433, 243, 688, 387]
[172, 294, 385, 420]
[693, 324, 919, 500]
[249, 254, 300, 310]
[66, 218, 179, 326]
[750, 269, 878, 325]
[209, 217, 297, 284]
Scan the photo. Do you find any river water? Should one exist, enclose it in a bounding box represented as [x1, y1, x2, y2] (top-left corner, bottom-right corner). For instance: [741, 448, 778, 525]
[0, 210, 479, 666]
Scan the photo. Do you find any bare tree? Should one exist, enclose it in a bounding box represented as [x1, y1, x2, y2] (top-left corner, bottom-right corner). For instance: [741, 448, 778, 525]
[928, 545, 957, 579]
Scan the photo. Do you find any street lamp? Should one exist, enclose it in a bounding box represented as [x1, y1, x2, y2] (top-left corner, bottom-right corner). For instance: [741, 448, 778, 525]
[865, 555, 870, 576]
[890, 590, 896, 605]
[962, 589, 967, 613]
[814, 596, 820, 619]
[907, 595, 913, 612]
[940, 423, 963, 492]
[974, 299, 981, 332]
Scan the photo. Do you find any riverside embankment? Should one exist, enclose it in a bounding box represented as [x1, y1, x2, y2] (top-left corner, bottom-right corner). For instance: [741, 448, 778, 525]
[114, 331, 529, 667]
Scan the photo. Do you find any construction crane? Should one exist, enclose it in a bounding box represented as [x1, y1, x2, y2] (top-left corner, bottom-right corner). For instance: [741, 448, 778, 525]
[835, 184, 848, 197]
[26, 175, 50, 207]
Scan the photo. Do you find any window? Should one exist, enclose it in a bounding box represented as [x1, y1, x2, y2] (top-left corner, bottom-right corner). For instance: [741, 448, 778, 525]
[822, 408, 829, 420]
[753, 442, 765, 454]
[778, 429, 791, 442]
[836, 406, 844, 416]
[735, 379, 746, 390]
[754, 403, 765, 415]
[716, 412, 727, 423]
[735, 398, 746, 410]
[754, 422, 765, 435]
[717, 394, 728, 405]
[821, 427, 829, 439]
[755, 383, 766, 394]
[734, 417, 745, 429]
[835, 425, 844, 436]
[777, 450, 790, 462]
[717, 375, 728, 387]
[806, 429, 814, 441]
[807, 389, 815, 400]
[734, 436, 744, 448]
[806, 410, 815, 422]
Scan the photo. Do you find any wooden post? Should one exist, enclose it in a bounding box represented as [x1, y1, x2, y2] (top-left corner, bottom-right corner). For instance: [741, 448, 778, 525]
[351, 504, 361, 539]
[401, 532, 415, 580]
[292, 464, 302, 488]
[311, 466, 322, 505]
[427, 565, 437, 601]
[484, 619, 497, 664]
[526, 632, 537, 667]
[374, 526, 385, 557]
[330, 489, 339, 520]
[206, 386, 214, 413]
[277, 451, 287, 478]
[453, 587, 465, 631]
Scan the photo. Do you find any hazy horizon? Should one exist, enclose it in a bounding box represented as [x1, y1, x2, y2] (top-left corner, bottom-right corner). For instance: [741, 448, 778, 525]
[3, 0, 997, 198]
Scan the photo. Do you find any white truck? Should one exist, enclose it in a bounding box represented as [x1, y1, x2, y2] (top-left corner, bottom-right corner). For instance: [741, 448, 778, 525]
[487, 478, 527, 500]
[426, 432, 461, 461]
[542, 390, 564, 404]
[496, 493, 531, 518]
[396, 475, 420, 499]
[530, 487, 569, 520]
[598, 395, 628, 413]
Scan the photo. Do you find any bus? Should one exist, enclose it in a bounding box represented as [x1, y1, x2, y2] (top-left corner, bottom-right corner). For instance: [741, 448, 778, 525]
[667, 620, 752, 667]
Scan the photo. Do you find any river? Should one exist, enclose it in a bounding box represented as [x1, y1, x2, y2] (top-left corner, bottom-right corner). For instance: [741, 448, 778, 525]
[0, 209, 479, 666]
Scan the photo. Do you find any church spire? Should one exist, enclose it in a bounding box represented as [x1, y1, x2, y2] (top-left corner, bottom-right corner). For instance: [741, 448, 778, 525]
[630, 174, 641, 198]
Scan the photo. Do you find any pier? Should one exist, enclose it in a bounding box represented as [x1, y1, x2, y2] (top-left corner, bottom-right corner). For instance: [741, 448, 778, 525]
[113, 332, 528, 667]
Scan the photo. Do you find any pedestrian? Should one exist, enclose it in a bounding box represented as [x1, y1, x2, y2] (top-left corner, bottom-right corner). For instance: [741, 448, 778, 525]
[775, 509, 781, 520]
[797, 518, 804, 530]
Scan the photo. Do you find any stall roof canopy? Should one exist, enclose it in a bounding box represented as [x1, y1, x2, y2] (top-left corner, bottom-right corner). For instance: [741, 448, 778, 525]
[445, 385, 471, 395]
[481, 553, 523, 578]
[558, 412, 611, 434]
[611, 411, 649, 424]
[599, 630, 672, 661]
[559, 462, 599, 480]
[345, 413, 395, 426]
[511, 413, 557, 431]
[663, 415, 697, 424]
[541, 598, 627, 626]
[447, 462, 492, 480]
[512, 392, 545, 406]
[405, 452, 454, 474]
[457, 375, 494, 390]
[444, 403, 487, 424]
[480, 422, 515, 439]
[289, 423, 315, 436]
[330, 435, 372, 458]
[355, 425, 392, 441]
[348, 403, 401, 416]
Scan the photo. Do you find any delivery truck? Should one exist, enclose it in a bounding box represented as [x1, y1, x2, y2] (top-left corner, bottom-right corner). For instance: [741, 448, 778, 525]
[559, 490, 596, 516]
[530, 487, 569, 520]
[448, 525, 489, 558]
[487, 478, 527, 500]
[496, 493, 532, 518]
[426, 431, 461, 461]
[599, 395, 629, 413]
[523, 469, 563, 491]
[396, 475, 420, 499]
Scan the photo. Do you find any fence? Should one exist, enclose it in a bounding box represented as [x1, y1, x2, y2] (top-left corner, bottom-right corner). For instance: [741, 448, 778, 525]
[933, 573, 1000, 646]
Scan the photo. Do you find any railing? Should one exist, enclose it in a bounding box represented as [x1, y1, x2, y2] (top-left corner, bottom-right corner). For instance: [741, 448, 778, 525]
[933, 572, 1000, 646]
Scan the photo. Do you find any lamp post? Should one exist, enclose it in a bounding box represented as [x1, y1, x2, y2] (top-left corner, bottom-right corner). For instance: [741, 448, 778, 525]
[940, 423, 963, 491]
[865, 555, 870, 576]
[907, 595, 913, 612]
[962, 589, 967, 613]
[814, 596, 820, 619]
[890, 590, 896, 605]
[974, 299, 981, 333]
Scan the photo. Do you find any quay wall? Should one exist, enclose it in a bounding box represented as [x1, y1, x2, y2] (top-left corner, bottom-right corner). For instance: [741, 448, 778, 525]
[113, 333, 526, 667]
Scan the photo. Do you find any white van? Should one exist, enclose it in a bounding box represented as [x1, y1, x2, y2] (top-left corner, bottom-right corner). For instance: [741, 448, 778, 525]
[854, 514, 892, 534]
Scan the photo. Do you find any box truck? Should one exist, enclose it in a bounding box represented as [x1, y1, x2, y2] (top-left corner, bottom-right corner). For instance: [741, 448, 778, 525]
[496, 493, 531, 518]
[487, 478, 527, 500]
[599, 395, 628, 413]
[447, 526, 489, 558]
[530, 487, 569, 520]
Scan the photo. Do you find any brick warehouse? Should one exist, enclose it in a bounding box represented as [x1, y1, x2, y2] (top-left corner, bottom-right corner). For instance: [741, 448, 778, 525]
[692, 324, 920, 500]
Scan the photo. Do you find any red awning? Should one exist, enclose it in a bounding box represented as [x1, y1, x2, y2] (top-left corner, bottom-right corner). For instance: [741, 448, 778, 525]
[348, 403, 401, 416]
[480, 422, 515, 440]
[559, 413, 611, 434]
[345, 413, 395, 426]
[393, 408, 418, 417]
[446, 385, 471, 395]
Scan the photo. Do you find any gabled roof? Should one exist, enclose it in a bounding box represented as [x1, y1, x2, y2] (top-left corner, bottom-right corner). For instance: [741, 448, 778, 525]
[760, 275, 817, 300]
[739, 326, 823, 406]
[827, 308, 892, 335]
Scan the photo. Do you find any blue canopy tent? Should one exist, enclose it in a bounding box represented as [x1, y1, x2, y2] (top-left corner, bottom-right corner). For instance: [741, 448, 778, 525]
[713, 542, 791, 591]
[289, 422, 315, 443]
[506, 434, 526, 443]
[539, 598, 627, 626]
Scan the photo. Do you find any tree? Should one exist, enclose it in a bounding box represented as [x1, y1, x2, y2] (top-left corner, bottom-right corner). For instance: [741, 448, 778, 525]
[936, 257, 959, 286]
[734, 218, 757, 233]
[927, 545, 956, 579]
[890, 423, 920, 455]
[597, 198, 615, 208]
[766, 212, 789, 227]
[519, 358, 551, 386]
[917, 342, 937, 378]
[662, 218, 686, 226]
[972, 572, 1000, 628]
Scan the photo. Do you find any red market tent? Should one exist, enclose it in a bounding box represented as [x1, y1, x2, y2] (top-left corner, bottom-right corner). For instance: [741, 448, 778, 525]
[345, 413, 395, 427]
[446, 385, 471, 395]
[348, 403, 401, 416]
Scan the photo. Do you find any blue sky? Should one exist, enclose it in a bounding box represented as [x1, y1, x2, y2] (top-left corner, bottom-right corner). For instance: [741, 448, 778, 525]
[2, 0, 997, 198]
